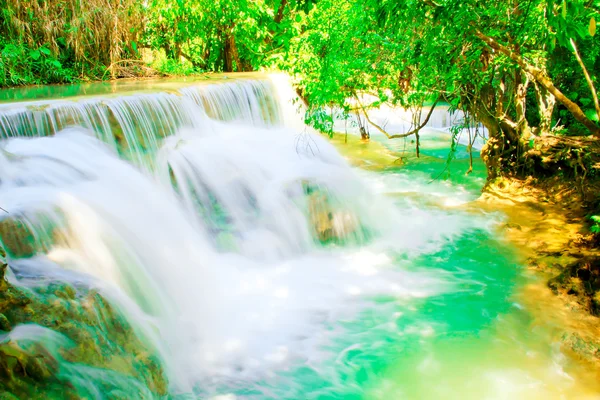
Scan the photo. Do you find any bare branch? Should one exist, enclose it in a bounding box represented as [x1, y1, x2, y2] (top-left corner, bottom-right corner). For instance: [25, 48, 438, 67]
[355, 95, 440, 139]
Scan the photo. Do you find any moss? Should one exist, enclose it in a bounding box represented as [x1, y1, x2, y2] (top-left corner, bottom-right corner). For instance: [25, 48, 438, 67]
[0, 261, 168, 398]
[0, 219, 37, 258]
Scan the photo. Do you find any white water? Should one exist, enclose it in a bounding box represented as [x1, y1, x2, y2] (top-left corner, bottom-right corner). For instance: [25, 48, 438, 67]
[0, 76, 484, 396]
[1, 75, 589, 399]
[0, 119, 474, 389]
[330, 95, 488, 150]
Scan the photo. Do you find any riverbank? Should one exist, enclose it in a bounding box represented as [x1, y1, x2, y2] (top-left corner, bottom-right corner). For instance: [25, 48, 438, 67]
[479, 177, 600, 371]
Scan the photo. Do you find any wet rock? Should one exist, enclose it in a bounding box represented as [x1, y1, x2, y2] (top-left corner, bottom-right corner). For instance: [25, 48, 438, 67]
[306, 187, 359, 244]
[49, 283, 77, 301]
[107, 389, 130, 400]
[0, 262, 169, 398]
[0, 218, 37, 258]
[562, 332, 600, 364]
[503, 222, 522, 230]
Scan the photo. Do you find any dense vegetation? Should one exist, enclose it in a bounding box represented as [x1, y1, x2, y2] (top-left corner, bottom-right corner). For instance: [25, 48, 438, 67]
[289, 0, 600, 179]
[2, 0, 600, 392]
[0, 0, 144, 86]
[1, 0, 599, 179]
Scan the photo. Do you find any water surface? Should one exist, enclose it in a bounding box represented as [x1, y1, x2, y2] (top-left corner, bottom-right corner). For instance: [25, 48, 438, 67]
[0, 76, 597, 399]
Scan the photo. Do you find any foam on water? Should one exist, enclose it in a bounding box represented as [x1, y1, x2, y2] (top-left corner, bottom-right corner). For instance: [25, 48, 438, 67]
[0, 120, 473, 396]
[0, 75, 596, 399]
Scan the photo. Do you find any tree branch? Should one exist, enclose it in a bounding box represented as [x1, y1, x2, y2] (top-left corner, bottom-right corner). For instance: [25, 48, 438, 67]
[474, 31, 600, 136]
[274, 0, 288, 24]
[355, 95, 440, 139]
[570, 38, 600, 121]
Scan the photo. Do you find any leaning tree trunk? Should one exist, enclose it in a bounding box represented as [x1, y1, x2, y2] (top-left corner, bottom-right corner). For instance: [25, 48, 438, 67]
[475, 31, 600, 136]
[472, 97, 526, 179]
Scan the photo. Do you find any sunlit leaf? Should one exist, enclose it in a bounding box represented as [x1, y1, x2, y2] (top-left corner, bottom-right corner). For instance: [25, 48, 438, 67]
[29, 49, 40, 61]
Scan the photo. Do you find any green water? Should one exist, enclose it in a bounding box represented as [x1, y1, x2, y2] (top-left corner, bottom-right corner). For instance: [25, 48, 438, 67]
[207, 132, 599, 399]
[1, 80, 598, 399]
[0, 72, 266, 104]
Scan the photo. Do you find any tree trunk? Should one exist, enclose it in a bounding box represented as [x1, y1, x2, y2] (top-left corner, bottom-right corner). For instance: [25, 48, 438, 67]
[415, 130, 420, 157]
[475, 31, 600, 136]
[274, 0, 288, 24]
[223, 34, 234, 72]
[570, 38, 600, 121]
[534, 82, 556, 134]
[224, 29, 242, 72]
[515, 70, 531, 141]
[471, 98, 524, 179]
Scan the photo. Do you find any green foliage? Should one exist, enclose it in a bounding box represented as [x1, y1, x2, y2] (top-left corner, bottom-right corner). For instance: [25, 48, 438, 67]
[0, 0, 144, 87]
[282, 0, 600, 176]
[590, 215, 600, 233]
[0, 40, 77, 87]
[1, 0, 599, 184]
[288, 1, 595, 111]
[150, 51, 202, 76]
[143, 0, 315, 73]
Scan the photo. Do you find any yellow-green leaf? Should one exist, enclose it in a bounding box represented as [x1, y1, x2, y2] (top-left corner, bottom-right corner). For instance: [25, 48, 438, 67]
[562, 0, 567, 18]
[590, 17, 597, 37]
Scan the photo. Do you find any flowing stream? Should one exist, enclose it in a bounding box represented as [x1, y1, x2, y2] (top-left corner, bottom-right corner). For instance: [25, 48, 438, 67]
[0, 74, 598, 399]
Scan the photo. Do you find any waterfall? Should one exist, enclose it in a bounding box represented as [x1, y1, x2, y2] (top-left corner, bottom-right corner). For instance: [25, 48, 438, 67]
[0, 77, 288, 168]
[0, 74, 479, 398]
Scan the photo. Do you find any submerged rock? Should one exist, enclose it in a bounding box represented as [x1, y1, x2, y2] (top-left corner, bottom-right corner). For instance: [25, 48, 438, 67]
[306, 185, 361, 244]
[0, 256, 168, 399]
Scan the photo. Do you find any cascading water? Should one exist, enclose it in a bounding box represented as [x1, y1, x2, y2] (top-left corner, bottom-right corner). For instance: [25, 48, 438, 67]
[0, 74, 598, 399]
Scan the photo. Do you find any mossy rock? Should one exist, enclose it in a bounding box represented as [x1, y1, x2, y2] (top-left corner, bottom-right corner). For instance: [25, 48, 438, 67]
[305, 184, 362, 245]
[0, 219, 37, 259]
[0, 262, 168, 398]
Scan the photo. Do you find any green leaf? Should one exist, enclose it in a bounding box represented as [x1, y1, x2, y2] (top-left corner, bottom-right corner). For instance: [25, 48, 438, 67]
[585, 108, 599, 122]
[29, 49, 40, 61]
[39, 47, 51, 55]
[561, 0, 567, 18]
[295, 13, 302, 23]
